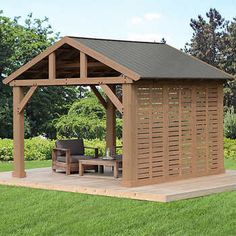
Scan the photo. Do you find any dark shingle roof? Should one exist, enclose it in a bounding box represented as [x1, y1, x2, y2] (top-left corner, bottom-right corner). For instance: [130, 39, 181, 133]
[71, 37, 232, 80]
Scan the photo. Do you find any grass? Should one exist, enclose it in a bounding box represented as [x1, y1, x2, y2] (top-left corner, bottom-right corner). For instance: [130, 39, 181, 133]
[224, 158, 236, 170]
[0, 158, 235, 172]
[0, 185, 236, 235]
[0, 159, 236, 235]
[0, 160, 51, 172]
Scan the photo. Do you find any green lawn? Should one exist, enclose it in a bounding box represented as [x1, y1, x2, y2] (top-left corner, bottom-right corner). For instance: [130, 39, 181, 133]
[0, 159, 236, 235]
[0, 160, 51, 172]
[1, 159, 235, 172]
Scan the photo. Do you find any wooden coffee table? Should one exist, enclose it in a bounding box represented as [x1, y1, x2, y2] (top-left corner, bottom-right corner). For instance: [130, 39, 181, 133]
[79, 158, 122, 178]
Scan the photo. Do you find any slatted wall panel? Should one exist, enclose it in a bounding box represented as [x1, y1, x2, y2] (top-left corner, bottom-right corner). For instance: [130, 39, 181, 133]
[134, 80, 224, 186]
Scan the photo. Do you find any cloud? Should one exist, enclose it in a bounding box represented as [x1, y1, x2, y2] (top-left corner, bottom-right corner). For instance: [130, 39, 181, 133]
[127, 33, 162, 42]
[144, 13, 161, 21]
[131, 17, 143, 25]
[130, 13, 161, 25]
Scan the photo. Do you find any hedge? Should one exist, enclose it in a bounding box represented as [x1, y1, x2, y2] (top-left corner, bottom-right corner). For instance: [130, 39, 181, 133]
[0, 137, 235, 161]
[0, 137, 122, 161]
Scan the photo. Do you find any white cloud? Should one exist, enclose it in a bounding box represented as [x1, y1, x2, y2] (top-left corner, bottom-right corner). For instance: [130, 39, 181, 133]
[127, 33, 162, 42]
[131, 16, 143, 25]
[130, 12, 161, 25]
[144, 13, 161, 21]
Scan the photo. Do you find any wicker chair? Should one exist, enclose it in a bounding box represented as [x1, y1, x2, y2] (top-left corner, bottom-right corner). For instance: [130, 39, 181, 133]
[52, 139, 98, 175]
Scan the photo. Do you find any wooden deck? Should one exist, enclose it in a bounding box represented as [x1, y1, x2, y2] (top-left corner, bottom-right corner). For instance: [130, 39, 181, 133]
[0, 168, 236, 202]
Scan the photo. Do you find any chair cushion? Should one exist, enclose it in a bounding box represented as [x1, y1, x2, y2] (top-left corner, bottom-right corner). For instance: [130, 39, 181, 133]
[57, 155, 94, 163]
[56, 139, 84, 155]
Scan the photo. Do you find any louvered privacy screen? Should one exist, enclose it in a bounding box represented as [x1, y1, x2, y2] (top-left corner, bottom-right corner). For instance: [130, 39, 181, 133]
[133, 80, 224, 186]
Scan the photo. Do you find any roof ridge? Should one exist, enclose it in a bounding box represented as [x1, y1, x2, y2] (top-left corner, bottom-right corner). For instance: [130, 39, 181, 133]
[68, 36, 164, 44]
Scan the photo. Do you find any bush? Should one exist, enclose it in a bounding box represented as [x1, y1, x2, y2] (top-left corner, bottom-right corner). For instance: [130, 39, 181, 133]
[0, 137, 122, 161]
[0, 137, 54, 161]
[224, 138, 236, 160]
[224, 107, 236, 139]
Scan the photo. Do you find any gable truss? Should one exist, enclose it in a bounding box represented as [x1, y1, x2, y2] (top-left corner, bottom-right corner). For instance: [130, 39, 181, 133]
[3, 37, 139, 86]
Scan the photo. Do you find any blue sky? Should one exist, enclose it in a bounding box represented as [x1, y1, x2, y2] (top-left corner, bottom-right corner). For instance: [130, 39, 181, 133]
[1, 0, 236, 49]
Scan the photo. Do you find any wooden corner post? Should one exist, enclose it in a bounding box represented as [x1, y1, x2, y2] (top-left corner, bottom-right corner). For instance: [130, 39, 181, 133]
[12, 86, 26, 178]
[106, 85, 116, 153]
[122, 83, 137, 187]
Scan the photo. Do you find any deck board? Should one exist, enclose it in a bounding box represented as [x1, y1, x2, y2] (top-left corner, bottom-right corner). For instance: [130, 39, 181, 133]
[0, 168, 236, 202]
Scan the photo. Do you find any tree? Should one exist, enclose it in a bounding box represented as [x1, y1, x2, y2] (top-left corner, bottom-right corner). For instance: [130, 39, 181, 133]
[221, 19, 236, 109]
[54, 91, 122, 140]
[0, 11, 81, 138]
[184, 9, 236, 110]
[184, 8, 226, 66]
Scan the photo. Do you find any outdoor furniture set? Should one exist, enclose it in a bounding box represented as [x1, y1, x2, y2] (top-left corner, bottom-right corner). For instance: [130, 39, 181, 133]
[52, 139, 122, 178]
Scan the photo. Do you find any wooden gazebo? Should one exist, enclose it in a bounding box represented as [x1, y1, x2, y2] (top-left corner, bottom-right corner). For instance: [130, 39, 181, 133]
[3, 37, 233, 187]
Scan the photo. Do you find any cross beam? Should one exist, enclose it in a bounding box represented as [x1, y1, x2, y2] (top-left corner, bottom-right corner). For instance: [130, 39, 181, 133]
[100, 84, 124, 114]
[90, 85, 107, 109]
[10, 77, 133, 87]
[18, 86, 38, 113]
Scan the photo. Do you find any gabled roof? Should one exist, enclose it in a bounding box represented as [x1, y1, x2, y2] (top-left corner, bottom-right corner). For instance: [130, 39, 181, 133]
[71, 37, 232, 80]
[3, 36, 233, 85]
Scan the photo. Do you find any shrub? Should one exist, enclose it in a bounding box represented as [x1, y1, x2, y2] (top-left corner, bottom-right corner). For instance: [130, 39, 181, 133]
[224, 138, 236, 160]
[0, 137, 122, 161]
[0, 137, 54, 161]
[224, 107, 236, 139]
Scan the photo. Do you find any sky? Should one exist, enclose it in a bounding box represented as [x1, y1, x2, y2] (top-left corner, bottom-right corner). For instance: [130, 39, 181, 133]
[1, 0, 236, 49]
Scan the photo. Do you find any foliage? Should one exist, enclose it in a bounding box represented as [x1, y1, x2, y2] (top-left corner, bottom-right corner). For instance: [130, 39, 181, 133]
[0, 137, 122, 161]
[224, 107, 236, 139]
[224, 138, 236, 160]
[184, 8, 236, 109]
[0, 137, 54, 161]
[184, 8, 226, 66]
[1, 136, 236, 161]
[54, 92, 122, 140]
[0, 11, 81, 139]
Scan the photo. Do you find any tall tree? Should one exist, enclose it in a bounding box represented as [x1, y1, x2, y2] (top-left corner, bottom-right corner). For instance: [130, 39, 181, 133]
[0, 11, 81, 138]
[222, 18, 236, 109]
[185, 9, 236, 109]
[184, 8, 226, 67]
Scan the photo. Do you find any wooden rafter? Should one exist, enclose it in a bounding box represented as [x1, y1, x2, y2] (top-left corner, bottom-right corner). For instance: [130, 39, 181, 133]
[100, 84, 124, 113]
[90, 85, 107, 109]
[18, 86, 38, 113]
[10, 77, 133, 87]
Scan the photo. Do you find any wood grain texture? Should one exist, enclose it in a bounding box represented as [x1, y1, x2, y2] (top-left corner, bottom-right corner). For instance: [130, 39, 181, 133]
[12, 87, 26, 178]
[129, 80, 225, 187]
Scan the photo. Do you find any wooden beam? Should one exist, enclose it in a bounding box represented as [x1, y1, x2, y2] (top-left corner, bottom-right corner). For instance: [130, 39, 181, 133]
[10, 77, 133, 87]
[90, 85, 107, 109]
[3, 37, 69, 85]
[106, 85, 116, 153]
[66, 37, 140, 81]
[18, 86, 38, 113]
[12, 87, 26, 178]
[80, 52, 87, 78]
[100, 85, 124, 114]
[122, 83, 137, 187]
[57, 61, 105, 68]
[49, 52, 56, 80]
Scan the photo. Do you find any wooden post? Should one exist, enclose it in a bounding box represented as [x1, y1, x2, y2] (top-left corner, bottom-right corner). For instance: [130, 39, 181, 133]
[80, 52, 87, 78]
[122, 83, 137, 187]
[12, 86, 26, 178]
[49, 52, 56, 80]
[106, 85, 116, 154]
